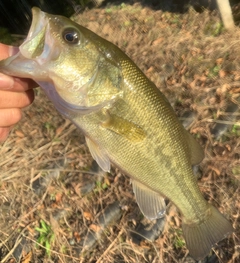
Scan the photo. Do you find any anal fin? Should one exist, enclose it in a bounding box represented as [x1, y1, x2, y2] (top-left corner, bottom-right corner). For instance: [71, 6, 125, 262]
[85, 137, 110, 172]
[132, 180, 166, 220]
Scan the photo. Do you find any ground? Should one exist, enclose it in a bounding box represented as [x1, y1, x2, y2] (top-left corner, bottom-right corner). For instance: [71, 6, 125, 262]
[0, 2, 240, 263]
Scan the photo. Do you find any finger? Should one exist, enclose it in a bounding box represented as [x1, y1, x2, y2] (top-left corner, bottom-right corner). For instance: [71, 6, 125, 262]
[0, 127, 11, 142]
[0, 89, 34, 109]
[0, 43, 19, 60]
[0, 73, 37, 92]
[0, 108, 22, 127]
[14, 77, 37, 91]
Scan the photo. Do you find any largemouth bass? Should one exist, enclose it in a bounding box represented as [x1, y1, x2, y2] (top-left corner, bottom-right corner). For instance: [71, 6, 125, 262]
[0, 7, 233, 260]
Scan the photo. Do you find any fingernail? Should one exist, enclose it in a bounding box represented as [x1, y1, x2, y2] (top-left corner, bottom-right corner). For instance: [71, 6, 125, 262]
[0, 73, 14, 90]
[8, 46, 19, 56]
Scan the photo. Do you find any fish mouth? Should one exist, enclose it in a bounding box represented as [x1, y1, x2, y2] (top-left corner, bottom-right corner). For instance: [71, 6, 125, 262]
[0, 7, 60, 80]
[0, 7, 52, 78]
[19, 7, 47, 59]
[0, 7, 117, 115]
[20, 7, 59, 64]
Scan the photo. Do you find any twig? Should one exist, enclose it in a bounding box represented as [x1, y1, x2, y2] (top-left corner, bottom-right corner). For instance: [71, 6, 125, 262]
[95, 229, 124, 263]
[203, 119, 240, 125]
[22, 234, 80, 261]
[0, 226, 29, 263]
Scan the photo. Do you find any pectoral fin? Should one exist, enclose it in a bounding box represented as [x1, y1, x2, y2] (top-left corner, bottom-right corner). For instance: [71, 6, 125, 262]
[85, 137, 110, 172]
[185, 131, 204, 165]
[101, 112, 146, 142]
[132, 180, 166, 219]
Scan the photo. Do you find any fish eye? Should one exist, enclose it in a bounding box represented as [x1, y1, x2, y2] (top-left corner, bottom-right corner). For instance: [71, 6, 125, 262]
[62, 28, 80, 44]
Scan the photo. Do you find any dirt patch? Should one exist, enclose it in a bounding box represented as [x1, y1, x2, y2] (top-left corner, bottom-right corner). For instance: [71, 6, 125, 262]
[0, 2, 240, 263]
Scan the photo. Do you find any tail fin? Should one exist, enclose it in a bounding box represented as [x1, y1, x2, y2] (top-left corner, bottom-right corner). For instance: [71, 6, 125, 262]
[182, 205, 233, 260]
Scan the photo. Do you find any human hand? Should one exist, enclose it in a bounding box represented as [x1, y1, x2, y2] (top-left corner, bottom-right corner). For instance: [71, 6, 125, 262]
[0, 43, 36, 142]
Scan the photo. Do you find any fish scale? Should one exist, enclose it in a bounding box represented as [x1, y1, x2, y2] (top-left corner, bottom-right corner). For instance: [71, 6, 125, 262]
[0, 7, 233, 260]
[76, 55, 209, 222]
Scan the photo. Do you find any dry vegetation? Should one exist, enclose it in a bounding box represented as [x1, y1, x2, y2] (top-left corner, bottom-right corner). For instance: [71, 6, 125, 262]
[1, 2, 240, 263]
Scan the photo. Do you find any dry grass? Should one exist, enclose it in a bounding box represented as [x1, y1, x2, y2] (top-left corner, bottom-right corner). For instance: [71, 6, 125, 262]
[1, 2, 240, 263]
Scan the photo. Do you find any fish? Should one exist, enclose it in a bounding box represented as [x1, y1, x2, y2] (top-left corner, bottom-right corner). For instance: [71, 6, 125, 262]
[0, 7, 233, 260]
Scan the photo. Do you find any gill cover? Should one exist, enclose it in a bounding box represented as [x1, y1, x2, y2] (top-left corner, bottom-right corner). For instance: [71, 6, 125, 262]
[0, 7, 124, 116]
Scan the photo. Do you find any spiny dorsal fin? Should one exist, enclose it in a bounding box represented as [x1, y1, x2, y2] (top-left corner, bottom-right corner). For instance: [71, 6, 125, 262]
[85, 137, 110, 172]
[132, 179, 166, 219]
[101, 112, 146, 142]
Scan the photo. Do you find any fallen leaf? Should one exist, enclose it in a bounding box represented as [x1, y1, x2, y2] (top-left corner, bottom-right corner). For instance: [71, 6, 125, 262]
[21, 251, 32, 263]
[15, 130, 24, 138]
[89, 224, 101, 232]
[226, 144, 231, 151]
[104, 177, 111, 186]
[152, 37, 163, 46]
[83, 211, 93, 221]
[73, 231, 81, 242]
[216, 58, 223, 65]
[55, 192, 62, 203]
[219, 69, 227, 78]
[146, 66, 154, 73]
[140, 240, 151, 249]
[55, 125, 65, 136]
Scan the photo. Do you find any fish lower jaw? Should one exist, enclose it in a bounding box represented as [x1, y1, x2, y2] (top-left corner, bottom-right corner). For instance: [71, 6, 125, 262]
[0, 55, 48, 80]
